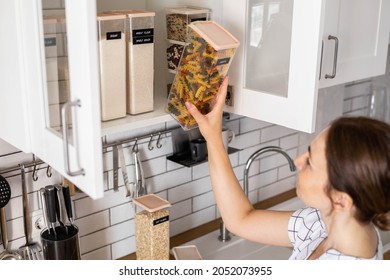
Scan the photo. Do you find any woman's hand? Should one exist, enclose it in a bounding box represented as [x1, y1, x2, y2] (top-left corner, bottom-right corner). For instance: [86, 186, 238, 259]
[185, 76, 229, 142]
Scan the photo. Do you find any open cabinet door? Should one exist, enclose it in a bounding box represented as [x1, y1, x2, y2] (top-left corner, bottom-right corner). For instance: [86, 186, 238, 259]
[19, 0, 104, 199]
[222, 0, 325, 133]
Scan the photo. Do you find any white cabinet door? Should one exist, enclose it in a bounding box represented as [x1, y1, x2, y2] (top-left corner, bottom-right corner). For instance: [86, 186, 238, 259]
[222, 0, 325, 133]
[319, 0, 390, 88]
[3, 0, 104, 199]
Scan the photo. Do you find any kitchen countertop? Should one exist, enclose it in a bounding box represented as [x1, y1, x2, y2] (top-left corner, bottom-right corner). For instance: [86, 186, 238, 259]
[119, 188, 390, 260]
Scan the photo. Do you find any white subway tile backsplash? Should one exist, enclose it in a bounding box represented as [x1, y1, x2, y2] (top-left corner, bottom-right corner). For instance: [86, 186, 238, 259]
[192, 162, 210, 180]
[261, 125, 296, 143]
[76, 210, 110, 237]
[192, 191, 216, 212]
[79, 219, 134, 254]
[170, 206, 216, 237]
[82, 246, 112, 260]
[170, 199, 192, 220]
[111, 235, 136, 260]
[110, 202, 135, 226]
[74, 189, 132, 218]
[168, 176, 212, 204]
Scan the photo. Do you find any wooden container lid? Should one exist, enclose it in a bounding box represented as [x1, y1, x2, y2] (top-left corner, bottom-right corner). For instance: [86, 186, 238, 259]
[133, 194, 171, 212]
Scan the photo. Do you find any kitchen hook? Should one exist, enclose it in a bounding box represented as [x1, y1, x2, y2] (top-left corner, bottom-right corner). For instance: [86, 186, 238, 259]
[32, 156, 38, 181]
[132, 138, 139, 153]
[156, 132, 163, 149]
[46, 165, 52, 178]
[148, 134, 154, 151]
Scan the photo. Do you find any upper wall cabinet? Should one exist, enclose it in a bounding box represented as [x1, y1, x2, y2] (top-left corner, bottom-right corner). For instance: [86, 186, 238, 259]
[0, 0, 104, 199]
[318, 0, 390, 88]
[222, 0, 390, 133]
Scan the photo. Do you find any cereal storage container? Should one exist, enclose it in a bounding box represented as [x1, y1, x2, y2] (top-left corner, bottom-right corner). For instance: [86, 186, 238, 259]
[134, 194, 171, 260]
[97, 13, 127, 121]
[166, 21, 240, 130]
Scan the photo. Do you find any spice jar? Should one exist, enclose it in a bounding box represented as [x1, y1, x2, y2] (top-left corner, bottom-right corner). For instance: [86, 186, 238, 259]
[97, 13, 127, 121]
[166, 21, 240, 130]
[133, 194, 171, 260]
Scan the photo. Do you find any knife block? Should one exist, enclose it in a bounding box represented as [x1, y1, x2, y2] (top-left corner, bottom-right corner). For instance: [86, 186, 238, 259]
[134, 194, 171, 260]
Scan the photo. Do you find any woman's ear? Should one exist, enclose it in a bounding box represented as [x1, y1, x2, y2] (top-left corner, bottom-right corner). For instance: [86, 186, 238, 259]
[331, 190, 353, 210]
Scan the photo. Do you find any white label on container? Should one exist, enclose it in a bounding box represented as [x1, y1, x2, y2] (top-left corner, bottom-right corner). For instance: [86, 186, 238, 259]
[106, 31, 122, 40]
[153, 215, 169, 226]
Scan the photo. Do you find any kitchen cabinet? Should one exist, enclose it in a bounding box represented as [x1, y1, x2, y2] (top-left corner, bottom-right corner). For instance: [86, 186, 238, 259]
[318, 0, 390, 88]
[0, 0, 104, 199]
[221, 0, 390, 133]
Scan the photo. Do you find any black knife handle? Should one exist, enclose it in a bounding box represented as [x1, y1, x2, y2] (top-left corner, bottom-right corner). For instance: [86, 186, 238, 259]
[62, 185, 73, 222]
[45, 185, 57, 225]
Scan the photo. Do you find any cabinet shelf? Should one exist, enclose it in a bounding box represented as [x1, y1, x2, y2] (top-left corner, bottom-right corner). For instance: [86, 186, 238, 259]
[100, 91, 172, 137]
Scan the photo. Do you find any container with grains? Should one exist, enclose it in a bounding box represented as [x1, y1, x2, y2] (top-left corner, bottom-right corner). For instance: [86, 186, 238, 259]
[97, 13, 127, 121]
[133, 194, 171, 260]
[166, 21, 240, 130]
[166, 6, 210, 43]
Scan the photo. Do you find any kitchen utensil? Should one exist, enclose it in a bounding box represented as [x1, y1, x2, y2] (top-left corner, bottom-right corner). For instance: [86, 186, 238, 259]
[0, 208, 23, 260]
[39, 188, 49, 231]
[0, 177, 23, 260]
[0, 175, 11, 208]
[54, 185, 68, 234]
[40, 184, 81, 260]
[17, 164, 43, 260]
[62, 185, 74, 228]
[117, 144, 132, 197]
[45, 185, 57, 238]
[113, 145, 119, 192]
[133, 147, 146, 197]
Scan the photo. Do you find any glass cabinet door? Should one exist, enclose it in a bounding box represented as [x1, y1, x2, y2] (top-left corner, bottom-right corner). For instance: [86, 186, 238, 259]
[244, 0, 293, 98]
[222, 0, 325, 133]
[25, 0, 104, 198]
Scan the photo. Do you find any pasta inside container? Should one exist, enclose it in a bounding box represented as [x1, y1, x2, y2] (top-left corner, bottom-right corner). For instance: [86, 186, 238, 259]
[166, 21, 239, 130]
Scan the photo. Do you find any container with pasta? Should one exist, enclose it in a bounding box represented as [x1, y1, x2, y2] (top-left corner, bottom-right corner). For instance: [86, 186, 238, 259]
[166, 21, 239, 130]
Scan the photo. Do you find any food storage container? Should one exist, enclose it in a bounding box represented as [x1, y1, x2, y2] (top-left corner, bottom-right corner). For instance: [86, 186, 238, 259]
[97, 13, 127, 121]
[166, 21, 240, 130]
[166, 6, 210, 43]
[106, 10, 155, 115]
[134, 194, 171, 260]
[124, 10, 155, 115]
[167, 44, 184, 72]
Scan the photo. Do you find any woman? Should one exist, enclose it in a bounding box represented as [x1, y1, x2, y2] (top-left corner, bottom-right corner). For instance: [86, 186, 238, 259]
[185, 77, 390, 260]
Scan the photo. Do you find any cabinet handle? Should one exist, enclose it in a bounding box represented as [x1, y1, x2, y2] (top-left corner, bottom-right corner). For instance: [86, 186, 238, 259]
[61, 100, 85, 177]
[325, 35, 339, 79]
[319, 40, 324, 80]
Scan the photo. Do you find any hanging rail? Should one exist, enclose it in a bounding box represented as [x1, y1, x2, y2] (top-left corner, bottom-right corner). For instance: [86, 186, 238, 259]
[0, 157, 51, 180]
[102, 129, 173, 150]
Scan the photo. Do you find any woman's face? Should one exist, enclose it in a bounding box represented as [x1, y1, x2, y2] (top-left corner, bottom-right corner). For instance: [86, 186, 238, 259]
[294, 130, 332, 210]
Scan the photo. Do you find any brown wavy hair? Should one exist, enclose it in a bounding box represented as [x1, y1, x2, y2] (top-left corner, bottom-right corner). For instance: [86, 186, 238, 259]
[326, 116, 390, 231]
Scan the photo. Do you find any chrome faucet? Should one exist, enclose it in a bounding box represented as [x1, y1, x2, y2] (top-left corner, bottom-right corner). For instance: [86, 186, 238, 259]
[218, 146, 296, 242]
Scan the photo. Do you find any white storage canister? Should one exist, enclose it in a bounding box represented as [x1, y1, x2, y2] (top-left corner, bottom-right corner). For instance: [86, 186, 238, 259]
[114, 10, 155, 115]
[97, 13, 127, 121]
